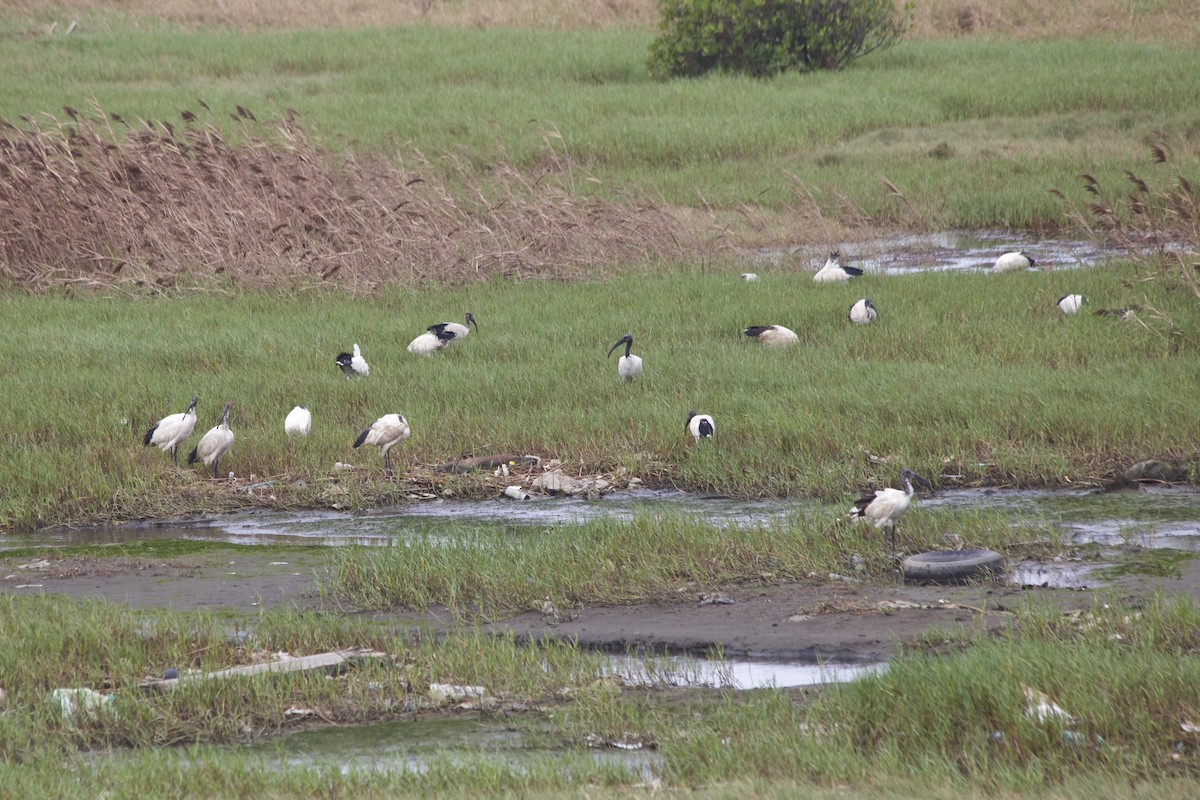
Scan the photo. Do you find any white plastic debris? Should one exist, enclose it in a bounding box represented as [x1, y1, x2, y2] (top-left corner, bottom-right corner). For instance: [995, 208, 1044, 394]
[1022, 684, 1078, 724]
[428, 683, 487, 704]
[51, 687, 117, 725]
[740, 272, 759, 282]
[503, 485, 529, 500]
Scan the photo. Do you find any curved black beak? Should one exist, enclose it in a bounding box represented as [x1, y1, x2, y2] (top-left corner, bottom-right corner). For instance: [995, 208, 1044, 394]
[608, 334, 632, 358]
[465, 312, 478, 330]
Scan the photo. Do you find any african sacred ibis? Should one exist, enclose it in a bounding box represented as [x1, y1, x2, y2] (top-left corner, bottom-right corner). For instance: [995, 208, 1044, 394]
[188, 401, 235, 478]
[353, 413, 411, 471]
[1057, 294, 1086, 314]
[848, 298, 878, 325]
[744, 324, 799, 347]
[994, 251, 1035, 272]
[740, 272, 759, 282]
[143, 396, 198, 465]
[849, 468, 934, 554]
[284, 405, 312, 437]
[686, 411, 714, 443]
[813, 251, 864, 284]
[336, 343, 370, 378]
[407, 313, 477, 356]
[607, 334, 643, 381]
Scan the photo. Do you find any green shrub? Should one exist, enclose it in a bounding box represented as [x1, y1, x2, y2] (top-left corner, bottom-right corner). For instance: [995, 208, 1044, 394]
[648, 0, 911, 79]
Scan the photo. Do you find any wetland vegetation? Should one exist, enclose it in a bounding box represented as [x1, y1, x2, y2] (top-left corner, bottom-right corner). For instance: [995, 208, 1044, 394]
[2, 0, 1199, 796]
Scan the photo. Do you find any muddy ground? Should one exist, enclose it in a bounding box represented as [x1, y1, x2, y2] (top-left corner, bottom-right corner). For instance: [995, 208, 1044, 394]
[4, 548, 1197, 661]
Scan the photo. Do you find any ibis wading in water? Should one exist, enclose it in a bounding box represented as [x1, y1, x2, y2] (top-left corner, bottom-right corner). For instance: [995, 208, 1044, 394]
[813, 252, 864, 283]
[284, 405, 312, 437]
[143, 396, 198, 465]
[354, 413, 411, 471]
[336, 344, 370, 378]
[188, 401, 235, 478]
[743, 324, 799, 347]
[607, 334, 643, 381]
[850, 468, 934, 554]
[408, 313, 477, 356]
[686, 411, 715, 443]
[848, 298, 878, 325]
[994, 251, 1035, 272]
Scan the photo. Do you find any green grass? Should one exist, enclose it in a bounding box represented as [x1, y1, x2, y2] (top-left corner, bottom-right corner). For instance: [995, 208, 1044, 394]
[1, 260, 1197, 530]
[3, 593, 1197, 797]
[1, 24, 1198, 224]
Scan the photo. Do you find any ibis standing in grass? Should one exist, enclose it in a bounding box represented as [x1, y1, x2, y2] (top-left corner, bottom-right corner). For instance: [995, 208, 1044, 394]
[407, 313, 477, 356]
[813, 252, 864, 283]
[353, 413, 411, 472]
[848, 298, 878, 325]
[994, 251, 1035, 272]
[143, 396, 198, 465]
[607, 334, 643, 382]
[284, 405, 312, 437]
[1057, 294, 1086, 314]
[686, 411, 714, 443]
[743, 324, 799, 347]
[850, 468, 934, 555]
[188, 401, 235, 478]
[336, 344, 370, 378]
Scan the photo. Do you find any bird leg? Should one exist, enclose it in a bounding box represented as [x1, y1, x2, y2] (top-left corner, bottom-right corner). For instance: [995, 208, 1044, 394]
[171, 448, 178, 466]
[211, 460, 219, 479]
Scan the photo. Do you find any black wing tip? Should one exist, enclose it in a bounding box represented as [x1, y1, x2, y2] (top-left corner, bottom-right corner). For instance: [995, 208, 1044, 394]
[186, 446, 199, 465]
[743, 326, 768, 337]
[844, 266, 865, 276]
[353, 428, 370, 448]
[142, 424, 157, 446]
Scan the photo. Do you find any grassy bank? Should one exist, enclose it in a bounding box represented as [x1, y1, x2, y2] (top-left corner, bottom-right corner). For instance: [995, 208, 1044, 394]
[1, 593, 1197, 796]
[0, 23, 1198, 230]
[1, 259, 1196, 531]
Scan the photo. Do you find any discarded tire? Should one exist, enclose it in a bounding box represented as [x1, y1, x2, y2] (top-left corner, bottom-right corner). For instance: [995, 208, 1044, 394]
[903, 549, 1005, 584]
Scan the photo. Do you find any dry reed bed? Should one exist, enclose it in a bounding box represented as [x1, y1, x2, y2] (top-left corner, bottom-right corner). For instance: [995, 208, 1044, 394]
[0, 104, 690, 292]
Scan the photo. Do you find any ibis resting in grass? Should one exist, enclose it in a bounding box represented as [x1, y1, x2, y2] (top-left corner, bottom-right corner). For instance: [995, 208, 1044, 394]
[336, 343, 370, 378]
[994, 251, 1035, 272]
[607, 334, 643, 382]
[813, 252, 864, 283]
[143, 396, 198, 465]
[1057, 294, 1086, 314]
[407, 313, 477, 356]
[354, 413, 411, 472]
[850, 468, 934, 555]
[284, 405, 312, 437]
[743, 324, 799, 347]
[686, 411, 714, 443]
[188, 401, 235, 478]
[848, 298, 878, 325]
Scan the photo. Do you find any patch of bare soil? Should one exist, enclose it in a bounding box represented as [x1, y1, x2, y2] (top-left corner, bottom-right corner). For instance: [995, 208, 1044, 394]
[7, 549, 1200, 660]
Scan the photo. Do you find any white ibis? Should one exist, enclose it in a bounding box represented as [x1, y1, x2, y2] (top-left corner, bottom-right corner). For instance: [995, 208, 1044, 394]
[994, 251, 1035, 272]
[188, 401, 235, 478]
[607, 334, 643, 382]
[336, 344, 370, 378]
[407, 313, 476, 356]
[284, 405, 312, 437]
[686, 411, 714, 443]
[143, 396, 198, 465]
[744, 325, 799, 347]
[813, 251, 864, 283]
[849, 298, 878, 324]
[1057, 294, 1085, 314]
[353, 413, 411, 471]
[850, 468, 934, 554]
[740, 272, 759, 282]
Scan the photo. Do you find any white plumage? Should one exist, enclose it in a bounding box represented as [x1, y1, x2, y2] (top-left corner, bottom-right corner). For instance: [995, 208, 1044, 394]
[740, 272, 759, 282]
[850, 468, 933, 553]
[994, 251, 1035, 272]
[188, 401, 235, 478]
[143, 396, 198, 465]
[686, 410, 714, 443]
[813, 251, 864, 283]
[284, 405, 312, 437]
[408, 313, 477, 356]
[848, 298, 878, 325]
[607, 334, 643, 382]
[743, 324, 799, 347]
[353, 413, 411, 471]
[1057, 294, 1085, 314]
[336, 343, 370, 378]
